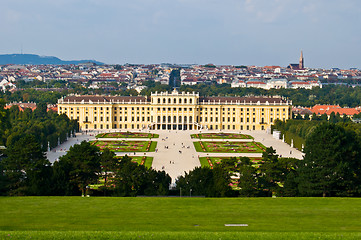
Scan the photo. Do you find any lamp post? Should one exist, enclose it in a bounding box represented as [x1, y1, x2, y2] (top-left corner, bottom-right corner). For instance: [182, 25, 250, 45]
[190, 188, 192, 197]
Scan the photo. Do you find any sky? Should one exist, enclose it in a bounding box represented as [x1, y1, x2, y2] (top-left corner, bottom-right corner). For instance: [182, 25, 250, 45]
[1, 0, 361, 69]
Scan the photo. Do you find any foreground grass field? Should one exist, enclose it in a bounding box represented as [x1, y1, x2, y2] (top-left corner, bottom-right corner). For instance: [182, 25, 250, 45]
[1, 197, 361, 239]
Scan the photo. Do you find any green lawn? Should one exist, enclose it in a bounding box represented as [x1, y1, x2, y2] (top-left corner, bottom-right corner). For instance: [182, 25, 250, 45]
[199, 156, 263, 168]
[1, 231, 360, 240]
[96, 132, 159, 139]
[2, 197, 361, 231]
[1, 197, 361, 239]
[194, 141, 266, 153]
[130, 156, 154, 168]
[191, 133, 254, 139]
[91, 140, 157, 152]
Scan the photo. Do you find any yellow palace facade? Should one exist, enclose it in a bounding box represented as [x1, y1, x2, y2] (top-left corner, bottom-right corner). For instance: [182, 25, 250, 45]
[58, 90, 292, 131]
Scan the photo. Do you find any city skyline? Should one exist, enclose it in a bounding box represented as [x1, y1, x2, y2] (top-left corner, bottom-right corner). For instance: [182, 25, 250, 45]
[1, 0, 361, 69]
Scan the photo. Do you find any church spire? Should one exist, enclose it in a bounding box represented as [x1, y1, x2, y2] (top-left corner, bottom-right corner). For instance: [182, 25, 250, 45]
[299, 50, 304, 69]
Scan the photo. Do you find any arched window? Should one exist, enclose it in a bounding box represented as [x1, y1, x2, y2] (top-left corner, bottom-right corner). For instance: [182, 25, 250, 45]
[179, 116, 182, 123]
[163, 116, 166, 122]
[157, 116, 161, 122]
[184, 116, 187, 122]
[174, 98, 177, 104]
[174, 116, 177, 122]
[168, 116, 171, 122]
[190, 99, 192, 104]
[163, 98, 166, 104]
[179, 98, 182, 104]
[184, 98, 187, 104]
[157, 98, 160, 104]
[168, 98, 171, 104]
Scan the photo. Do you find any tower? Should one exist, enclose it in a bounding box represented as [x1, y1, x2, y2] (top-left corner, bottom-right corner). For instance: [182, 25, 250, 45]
[299, 51, 304, 69]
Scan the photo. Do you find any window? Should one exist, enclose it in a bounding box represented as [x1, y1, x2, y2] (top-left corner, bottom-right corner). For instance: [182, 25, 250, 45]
[253, 118, 255, 122]
[184, 98, 187, 104]
[114, 124, 117, 128]
[163, 98, 166, 103]
[94, 124, 97, 129]
[190, 99, 192, 104]
[114, 116, 117, 121]
[94, 116, 97, 121]
[106, 117, 109, 121]
[100, 107, 103, 110]
[100, 117, 103, 121]
[158, 98, 161, 104]
[125, 116, 127, 121]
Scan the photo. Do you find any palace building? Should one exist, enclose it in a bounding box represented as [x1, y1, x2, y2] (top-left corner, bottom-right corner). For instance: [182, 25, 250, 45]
[57, 90, 292, 131]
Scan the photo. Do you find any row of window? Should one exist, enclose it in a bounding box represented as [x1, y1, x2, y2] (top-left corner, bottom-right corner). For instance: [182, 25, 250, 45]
[155, 98, 194, 104]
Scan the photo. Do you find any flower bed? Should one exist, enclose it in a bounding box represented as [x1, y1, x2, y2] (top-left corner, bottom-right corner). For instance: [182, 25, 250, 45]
[96, 132, 159, 139]
[199, 156, 263, 168]
[194, 141, 265, 153]
[90, 140, 155, 152]
[191, 133, 253, 139]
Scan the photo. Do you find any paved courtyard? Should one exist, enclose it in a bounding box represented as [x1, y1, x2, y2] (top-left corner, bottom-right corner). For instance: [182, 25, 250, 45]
[47, 129, 304, 183]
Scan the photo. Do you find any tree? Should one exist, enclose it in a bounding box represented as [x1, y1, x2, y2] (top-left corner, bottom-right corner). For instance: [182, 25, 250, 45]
[237, 160, 259, 197]
[58, 141, 101, 196]
[176, 166, 233, 197]
[0, 99, 9, 145]
[298, 123, 361, 197]
[3, 135, 51, 195]
[100, 148, 117, 184]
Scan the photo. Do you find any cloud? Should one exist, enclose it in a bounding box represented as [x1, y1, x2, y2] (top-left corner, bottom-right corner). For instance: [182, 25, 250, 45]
[244, 0, 289, 23]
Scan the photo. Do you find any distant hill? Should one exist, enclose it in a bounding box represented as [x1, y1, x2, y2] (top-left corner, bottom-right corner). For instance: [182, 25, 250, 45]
[0, 54, 104, 65]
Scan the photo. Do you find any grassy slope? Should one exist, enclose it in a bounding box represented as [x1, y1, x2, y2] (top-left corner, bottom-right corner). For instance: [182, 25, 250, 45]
[1, 197, 361, 233]
[1, 231, 360, 240]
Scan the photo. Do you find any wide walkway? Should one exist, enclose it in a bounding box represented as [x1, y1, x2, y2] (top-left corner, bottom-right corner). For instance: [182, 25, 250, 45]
[46, 129, 304, 183]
